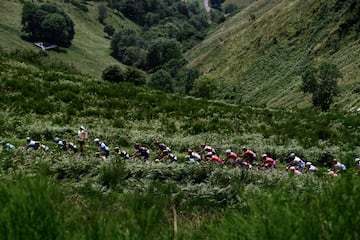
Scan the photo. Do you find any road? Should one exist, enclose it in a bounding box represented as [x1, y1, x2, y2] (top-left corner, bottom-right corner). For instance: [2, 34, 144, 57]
[204, 0, 211, 12]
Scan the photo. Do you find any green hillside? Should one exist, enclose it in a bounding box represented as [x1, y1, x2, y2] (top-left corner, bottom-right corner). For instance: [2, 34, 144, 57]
[1, 46, 360, 240]
[0, 0, 135, 78]
[186, 0, 360, 110]
[1, 0, 360, 237]
[2, 0, 359, 110]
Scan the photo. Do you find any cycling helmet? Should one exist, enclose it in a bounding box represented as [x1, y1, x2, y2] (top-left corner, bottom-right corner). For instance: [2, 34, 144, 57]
[53, 137, 60, 143]
[226, 149, 231, 154]
[26, 137, 31, 142]
[94, 138, 100, 143]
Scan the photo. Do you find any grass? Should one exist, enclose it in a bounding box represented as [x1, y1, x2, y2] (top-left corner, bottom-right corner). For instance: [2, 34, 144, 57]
[0, 147, 359, 239]
[192, 172, 360, 240]
[1, 2, 360, 238]
[186, 0, 360, 110]
[0, 0, 128, 78]
[2, 0, 359, 110]
[1, 49, 360, 165]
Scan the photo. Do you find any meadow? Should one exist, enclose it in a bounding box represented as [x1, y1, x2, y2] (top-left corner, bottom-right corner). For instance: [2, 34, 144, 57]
[1, 48, 360, 239]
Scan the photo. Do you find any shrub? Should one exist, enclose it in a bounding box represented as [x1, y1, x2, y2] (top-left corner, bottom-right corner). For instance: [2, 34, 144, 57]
[148, 69, 173, 92]
[125, 67, 147, 85]
[103, 25, 115, 36]
[99, 161, 127, 189]
[190, 75, 217, 99]
[102, 65, 126, 83]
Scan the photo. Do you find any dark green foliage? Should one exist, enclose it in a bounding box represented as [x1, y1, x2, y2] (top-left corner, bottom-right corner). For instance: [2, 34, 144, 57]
[108, 0, 210, 71]
[148, 69, 173, 92]
[110, 28, 147, 68]
[146, 38, 183, 69]
[210, 9, 225, 24]
[173, 67, 200, 94]
[209, 0, 225, 10]
[0, 176, 62, 239]
[102, 65, 126, 83]
[125, 66, 147, 85]
[335, 0, 360, 38]
[21, 3, 75, 47]
[102, 65, 146, 85]
[194, 174, 360, 240]
[99, 160, 127, 188]
[301, 66, 318, 93]
[103, 25, 115, 36]
[301, 62, 342, 111]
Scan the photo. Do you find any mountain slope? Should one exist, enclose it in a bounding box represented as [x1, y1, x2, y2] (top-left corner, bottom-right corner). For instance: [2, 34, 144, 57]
[186, 0, 360, 110]
[0, 0, 135, 77]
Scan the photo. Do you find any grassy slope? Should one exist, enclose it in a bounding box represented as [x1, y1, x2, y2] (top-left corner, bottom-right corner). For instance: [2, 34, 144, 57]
[186, 0, 360, 110]
[2, 50, 360, 165]
[3, 0, 359, 110]
[0, 0, 136, 78]
[1, 50, 360, 239]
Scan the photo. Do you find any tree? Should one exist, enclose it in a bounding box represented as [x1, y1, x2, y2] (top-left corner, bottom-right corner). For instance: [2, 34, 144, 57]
[146, 38, 183, 69]
[190, 75, 217, 99]
[301, 62, 342, 111]
[110, 28, 147, 68]
[21, 3, 74, 47]
[41, 13, 68, 43]
[148, 69, 173, 92]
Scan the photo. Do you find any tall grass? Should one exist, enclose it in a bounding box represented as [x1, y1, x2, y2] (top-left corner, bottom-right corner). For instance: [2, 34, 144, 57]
[191, 173, 360, 239]
[0, 175, 62, 240]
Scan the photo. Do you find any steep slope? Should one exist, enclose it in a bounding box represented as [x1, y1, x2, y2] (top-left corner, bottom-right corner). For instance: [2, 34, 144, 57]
[0, 0, 135, 77]
[186, 0, 360, 110]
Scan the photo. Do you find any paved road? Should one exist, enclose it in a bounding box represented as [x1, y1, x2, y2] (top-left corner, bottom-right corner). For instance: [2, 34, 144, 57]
[204, 0, 211, 12]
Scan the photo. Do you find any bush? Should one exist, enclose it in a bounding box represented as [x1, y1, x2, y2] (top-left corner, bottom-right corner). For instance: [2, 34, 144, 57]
[102, 65, 126, 83]
[190, 75, 217, 99]
[103, 25, 115, 37]
[125, 67, 147, 85]
[148, 69, 173, 92]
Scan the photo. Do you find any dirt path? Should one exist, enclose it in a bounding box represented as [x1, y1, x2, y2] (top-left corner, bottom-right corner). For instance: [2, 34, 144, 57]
[204, 0, 211, 12]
